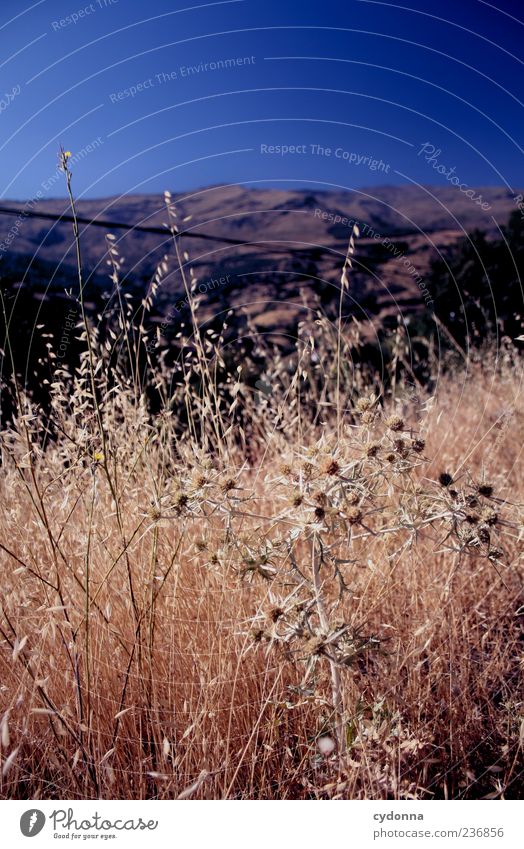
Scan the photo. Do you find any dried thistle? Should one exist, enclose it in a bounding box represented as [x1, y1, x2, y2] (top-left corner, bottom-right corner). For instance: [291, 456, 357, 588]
[385, 414, 405, 432]
[365, 441, 381, 458]
[321, 457, 340, 476]
[346, 506, 363, 525]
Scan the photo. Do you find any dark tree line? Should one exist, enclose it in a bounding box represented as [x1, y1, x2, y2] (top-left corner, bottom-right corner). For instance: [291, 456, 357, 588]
[429, 211, 524, 347]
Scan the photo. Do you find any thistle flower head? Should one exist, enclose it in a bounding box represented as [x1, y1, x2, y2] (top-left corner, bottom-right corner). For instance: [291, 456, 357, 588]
[192, 471, 208, 488]
[251, 628, 269, 643]
[267, 605, 285, 622]
[479, 506, 498, 526]
[346, 506, 362, 525]
[301, 462, 314, 480]
[365, 441, 381, 458]
[321, 457, 340, 476]
[175, 491, 189, 507]
[355, 395, 375, 413]
[148, 504, 162, 522]
[220, 477, 236, 494]
[360, 410, 377, 425]
[385, 414, 405, 432]
[478, 526, 490, 544]
[304, 635, 325, 656]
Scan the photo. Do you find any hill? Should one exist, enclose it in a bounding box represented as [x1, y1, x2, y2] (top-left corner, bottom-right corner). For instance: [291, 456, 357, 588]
[0, 185, 519, 327]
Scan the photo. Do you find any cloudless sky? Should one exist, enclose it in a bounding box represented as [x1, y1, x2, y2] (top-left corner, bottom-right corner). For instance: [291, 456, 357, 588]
[0, 0, 522, 199]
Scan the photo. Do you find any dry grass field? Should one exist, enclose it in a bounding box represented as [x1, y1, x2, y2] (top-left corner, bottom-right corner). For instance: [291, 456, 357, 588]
[0, 171, 523, 800]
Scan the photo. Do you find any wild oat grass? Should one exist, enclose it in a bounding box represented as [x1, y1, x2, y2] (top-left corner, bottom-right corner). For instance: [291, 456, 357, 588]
[0, 163, 523, 799]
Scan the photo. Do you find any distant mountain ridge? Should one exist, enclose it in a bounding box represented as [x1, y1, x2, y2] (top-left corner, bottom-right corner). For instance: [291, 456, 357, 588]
[0, 184, 520, 332]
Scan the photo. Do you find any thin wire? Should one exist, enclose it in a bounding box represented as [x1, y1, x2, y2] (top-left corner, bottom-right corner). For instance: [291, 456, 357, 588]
[0, 204, 428, 255]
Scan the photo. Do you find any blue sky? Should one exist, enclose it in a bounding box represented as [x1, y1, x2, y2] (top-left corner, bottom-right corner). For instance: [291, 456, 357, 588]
[0, 0, 522, 199]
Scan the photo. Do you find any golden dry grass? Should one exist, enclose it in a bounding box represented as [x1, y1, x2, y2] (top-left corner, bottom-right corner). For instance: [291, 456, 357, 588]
[0, 348, 522, 800]
[0, 170, 523, 800]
